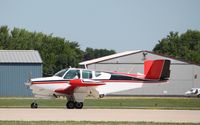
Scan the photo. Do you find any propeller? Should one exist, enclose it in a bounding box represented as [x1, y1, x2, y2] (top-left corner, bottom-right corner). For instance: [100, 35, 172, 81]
[24, 72, 32, 88]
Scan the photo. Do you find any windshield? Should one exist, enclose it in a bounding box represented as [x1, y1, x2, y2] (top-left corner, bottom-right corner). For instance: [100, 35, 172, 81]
[64, 69, 80, 79]
[54, 69, 68, 77]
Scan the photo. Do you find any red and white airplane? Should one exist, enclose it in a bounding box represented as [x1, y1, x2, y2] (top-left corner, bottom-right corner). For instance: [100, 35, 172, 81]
[25, 59, 171, 109]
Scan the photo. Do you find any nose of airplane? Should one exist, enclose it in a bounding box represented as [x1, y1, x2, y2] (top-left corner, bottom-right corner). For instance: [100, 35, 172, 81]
[24, 79, 32, 88]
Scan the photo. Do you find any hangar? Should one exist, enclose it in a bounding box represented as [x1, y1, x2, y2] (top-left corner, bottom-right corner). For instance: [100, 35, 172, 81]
[79, 50, 200, 96]
[0, 50, 42, 96]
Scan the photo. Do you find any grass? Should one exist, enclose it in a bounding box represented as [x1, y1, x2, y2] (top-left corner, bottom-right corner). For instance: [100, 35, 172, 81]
[0, 96, 200, 110]
[0, 121, 200, 125]
[85, 97, 200, 109]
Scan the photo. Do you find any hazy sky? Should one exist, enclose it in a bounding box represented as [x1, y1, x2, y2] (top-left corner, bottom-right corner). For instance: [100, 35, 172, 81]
[0, 0, 200, 52]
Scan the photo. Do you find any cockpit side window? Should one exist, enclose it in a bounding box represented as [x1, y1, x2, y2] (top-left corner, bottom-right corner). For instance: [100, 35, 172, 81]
[82, 70, 92, 79]
[54, 69, 68, 77]
[64, 70, 80, 79]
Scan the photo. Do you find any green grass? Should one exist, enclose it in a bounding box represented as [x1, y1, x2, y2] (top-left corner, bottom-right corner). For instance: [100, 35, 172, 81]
[84, 97, 200, 109]
[0, 97, 200, 110]
[0, 121, 200, 125]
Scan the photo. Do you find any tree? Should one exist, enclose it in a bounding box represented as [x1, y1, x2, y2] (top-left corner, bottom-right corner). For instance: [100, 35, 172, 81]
[153, 30, 200, 64]
[0, 25, 116, 76]
[0, 26, 10, 49]
[83, 47, 116, 61]
[0, 26, 84, 76]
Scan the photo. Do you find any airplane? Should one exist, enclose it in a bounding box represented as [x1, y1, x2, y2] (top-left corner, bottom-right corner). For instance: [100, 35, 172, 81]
[25, 59, 171, 109]
[185, 88, 200, 98]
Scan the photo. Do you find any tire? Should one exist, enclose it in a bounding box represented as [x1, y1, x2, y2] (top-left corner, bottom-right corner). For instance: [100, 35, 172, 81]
[66, 101, 75, 109]
[31, 102, 38, 108]
[75, 102, 83, 109]
[99, 94, 104, 98]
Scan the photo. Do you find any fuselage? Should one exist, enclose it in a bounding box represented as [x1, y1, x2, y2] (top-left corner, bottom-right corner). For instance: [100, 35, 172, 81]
[27, 68, 168, 98]
[28, 68, 144, 97]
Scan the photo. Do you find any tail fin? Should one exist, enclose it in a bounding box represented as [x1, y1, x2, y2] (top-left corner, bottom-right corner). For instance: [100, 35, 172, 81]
[144, 59, 171, 80]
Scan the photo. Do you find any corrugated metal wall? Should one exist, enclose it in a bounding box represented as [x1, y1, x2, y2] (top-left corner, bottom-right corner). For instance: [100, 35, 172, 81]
[0, 63, 42, 96]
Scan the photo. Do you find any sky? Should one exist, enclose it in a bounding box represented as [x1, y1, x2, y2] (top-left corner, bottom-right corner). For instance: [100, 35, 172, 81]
[0, 0, 200, 52]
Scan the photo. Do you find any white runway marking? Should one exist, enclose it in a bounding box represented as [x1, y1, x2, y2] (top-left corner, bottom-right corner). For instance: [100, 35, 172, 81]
[0, 108, 200, 123]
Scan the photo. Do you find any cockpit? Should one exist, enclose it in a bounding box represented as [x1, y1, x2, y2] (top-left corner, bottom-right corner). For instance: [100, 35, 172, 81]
[54, 68, 111, 80]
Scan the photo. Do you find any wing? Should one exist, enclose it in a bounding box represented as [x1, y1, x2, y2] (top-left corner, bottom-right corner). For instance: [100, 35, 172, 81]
[55, 79, 105, 102]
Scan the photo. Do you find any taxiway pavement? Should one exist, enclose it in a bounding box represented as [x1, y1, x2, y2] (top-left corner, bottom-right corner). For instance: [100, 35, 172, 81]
[0, 108, 200, 123]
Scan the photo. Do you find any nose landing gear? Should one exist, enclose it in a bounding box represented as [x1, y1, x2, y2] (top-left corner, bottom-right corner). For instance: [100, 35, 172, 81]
[31, 102, 38, 108]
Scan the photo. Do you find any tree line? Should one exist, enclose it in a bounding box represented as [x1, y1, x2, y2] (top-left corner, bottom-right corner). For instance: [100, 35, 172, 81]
[1, 25, 200, 75]
[153, 30, 200, 64]
[0, 25, 115, 76]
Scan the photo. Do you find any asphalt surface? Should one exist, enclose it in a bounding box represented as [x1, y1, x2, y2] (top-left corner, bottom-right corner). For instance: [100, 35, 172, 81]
[0, 108, 200, 123]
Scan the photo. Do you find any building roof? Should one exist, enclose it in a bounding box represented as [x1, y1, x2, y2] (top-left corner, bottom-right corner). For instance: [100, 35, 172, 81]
[80, 50, 200, 66]
[79, 50, 142, 65]
[0, 50, 42, 63]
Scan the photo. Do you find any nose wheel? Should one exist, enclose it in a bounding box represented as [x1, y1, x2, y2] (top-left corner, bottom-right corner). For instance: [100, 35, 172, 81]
[31, 102, 38, 108]
[66, 101, 83, 109]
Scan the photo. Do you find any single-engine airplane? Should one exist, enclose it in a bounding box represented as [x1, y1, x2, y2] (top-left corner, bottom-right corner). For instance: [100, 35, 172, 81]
[25, 59, 171, 109]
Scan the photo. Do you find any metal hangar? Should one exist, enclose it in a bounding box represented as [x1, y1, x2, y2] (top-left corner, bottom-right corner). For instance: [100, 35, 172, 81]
[0, 50, 42, 96]
[79, 50, 200, 96]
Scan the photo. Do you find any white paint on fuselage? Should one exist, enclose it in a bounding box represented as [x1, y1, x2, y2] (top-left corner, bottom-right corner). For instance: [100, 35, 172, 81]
[31, 76, 63, 82]
[96, 82, 143, 95]
[30, 75, 69, 96]
[30, 83, 70, 96]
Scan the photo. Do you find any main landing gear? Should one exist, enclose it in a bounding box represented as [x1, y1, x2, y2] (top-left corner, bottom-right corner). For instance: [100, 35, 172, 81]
[66, 101, 83, 109]
[66, 95, 84, 109]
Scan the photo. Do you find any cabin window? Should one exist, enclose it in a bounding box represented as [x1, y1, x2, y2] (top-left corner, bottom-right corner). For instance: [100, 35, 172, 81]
[95, 71, 102, 77]
[110, 74, 133, 80]
[64, 70, 80, 79]
[82, 70, 92, 79]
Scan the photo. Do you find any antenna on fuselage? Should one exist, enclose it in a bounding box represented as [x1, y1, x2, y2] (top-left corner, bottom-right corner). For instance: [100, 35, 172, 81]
[84, 64, 87, 69]
[128, 65, 135, 73]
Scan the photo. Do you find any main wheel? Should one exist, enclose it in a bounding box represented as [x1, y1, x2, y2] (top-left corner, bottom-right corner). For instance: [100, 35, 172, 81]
[75, 102, 83, 109]
[31, 102, 38, 108]
[66, 101, 75, 109]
